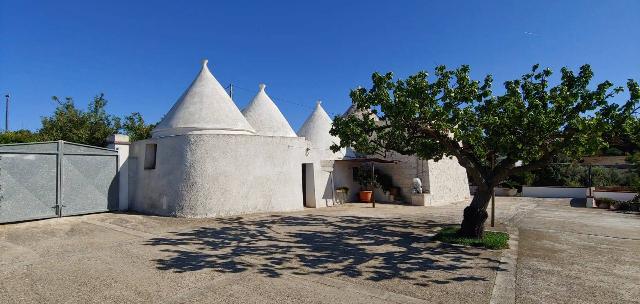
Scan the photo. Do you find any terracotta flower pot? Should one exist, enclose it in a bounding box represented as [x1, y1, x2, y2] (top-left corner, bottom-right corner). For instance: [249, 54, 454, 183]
[359, 190, 373, 203]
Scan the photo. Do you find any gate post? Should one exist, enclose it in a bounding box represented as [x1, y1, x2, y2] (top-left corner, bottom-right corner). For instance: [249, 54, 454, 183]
[107, 134, 130, 211]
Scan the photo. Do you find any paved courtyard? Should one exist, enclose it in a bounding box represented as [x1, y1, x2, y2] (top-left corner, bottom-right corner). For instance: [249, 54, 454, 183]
[0, 198, 638, 303]
[515, 199, 640, 304]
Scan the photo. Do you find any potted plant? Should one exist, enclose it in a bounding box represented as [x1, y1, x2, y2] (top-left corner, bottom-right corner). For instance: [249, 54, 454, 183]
[336, 186, 349, 194]
[495, 180, 519, 196]
[355, 164, 379, 203]
[335, 186, 349, 204]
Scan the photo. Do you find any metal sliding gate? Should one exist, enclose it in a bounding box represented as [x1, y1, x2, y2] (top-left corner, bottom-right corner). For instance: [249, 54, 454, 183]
[0, 141, 119, 224]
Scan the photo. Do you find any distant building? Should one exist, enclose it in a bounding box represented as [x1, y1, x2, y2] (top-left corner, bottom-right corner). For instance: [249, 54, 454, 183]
[127, 60, 470, 217]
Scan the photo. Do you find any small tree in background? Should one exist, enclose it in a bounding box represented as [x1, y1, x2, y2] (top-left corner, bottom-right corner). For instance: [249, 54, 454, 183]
[7, 94, 156, 147]
[623, 116, 640, 194]
[330, 64, 639, 238]
[39, 94, 122, 146]
[0, 129, 40, 144]
[122, 112, 155, 142]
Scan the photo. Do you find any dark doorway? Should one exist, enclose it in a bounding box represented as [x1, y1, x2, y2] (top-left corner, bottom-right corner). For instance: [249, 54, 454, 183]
[302, 164, 307, 206]
[302, 163, 314, 207]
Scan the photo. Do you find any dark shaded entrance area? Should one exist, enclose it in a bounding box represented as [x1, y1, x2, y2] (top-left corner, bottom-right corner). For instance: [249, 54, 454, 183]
[302, 163, 313, 207]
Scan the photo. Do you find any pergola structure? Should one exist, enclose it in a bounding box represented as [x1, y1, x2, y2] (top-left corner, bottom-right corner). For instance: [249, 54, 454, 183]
[335, 157, 399, 208]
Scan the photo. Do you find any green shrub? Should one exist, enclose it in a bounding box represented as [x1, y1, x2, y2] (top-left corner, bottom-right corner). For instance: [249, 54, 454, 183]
[336, 186, 349, 193]
[499, 179, 519, 189]
[433, 226, 509, 250]
[354, 164, 379, 190]
[596, 197, 618, 208]
[0, 129, 40, 144]
[516, 161, 639, 188]
[597, 197, 619, 205]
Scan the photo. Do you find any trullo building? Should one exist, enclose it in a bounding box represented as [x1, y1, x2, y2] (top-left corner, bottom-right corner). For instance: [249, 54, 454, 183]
[127, 60, 470, 218]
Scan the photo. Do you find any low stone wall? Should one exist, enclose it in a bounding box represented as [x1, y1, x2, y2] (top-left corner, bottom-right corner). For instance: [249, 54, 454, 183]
[522, 186, 588, 198]
[522, 186, 638, 201]
[494, 187, 518, 197]
[593, 191, 637, 201]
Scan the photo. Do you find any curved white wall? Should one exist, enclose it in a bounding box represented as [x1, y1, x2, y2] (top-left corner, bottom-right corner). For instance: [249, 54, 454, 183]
[129, 134, 307, 217]
[426, 157, 471, 204]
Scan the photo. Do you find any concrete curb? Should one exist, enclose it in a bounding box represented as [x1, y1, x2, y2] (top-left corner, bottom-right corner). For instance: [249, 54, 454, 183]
[489, 226, 519, 304]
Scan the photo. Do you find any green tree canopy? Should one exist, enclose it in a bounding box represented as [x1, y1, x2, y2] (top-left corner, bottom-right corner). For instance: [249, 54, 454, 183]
[330, 64, 639, 237]
[0, 129, 40, 144]
[1, 94, 156, 147]
[39, 94, 122, 147]
[122, 112, 156, 142]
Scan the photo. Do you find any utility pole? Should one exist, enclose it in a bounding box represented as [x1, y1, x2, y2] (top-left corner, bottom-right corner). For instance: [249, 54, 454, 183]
[371, 162, 376, 208]
[4, 93, 9, 132]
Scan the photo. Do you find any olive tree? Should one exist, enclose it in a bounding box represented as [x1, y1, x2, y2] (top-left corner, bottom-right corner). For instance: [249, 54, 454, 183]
[330, 64, 639, 238]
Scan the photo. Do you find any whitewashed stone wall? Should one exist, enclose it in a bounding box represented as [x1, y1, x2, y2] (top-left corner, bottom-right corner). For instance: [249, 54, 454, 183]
[426, 157, 471, 204]
[332, 161, 360, 202]
[128, 134, 307, 217]
[373, 152, 427, 201]
[302, 145, 348, 208]
[370, 152, 470, 204]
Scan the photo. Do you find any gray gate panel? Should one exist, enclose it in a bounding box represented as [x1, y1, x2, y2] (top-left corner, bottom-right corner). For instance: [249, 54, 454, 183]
[0, 142, 58, 153]
[0, 153, 58, 223]
[63, 142, 118, 155]
[61, 154, 118, 216]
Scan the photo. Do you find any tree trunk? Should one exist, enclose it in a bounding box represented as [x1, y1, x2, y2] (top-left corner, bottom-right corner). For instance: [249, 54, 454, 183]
[459, 187, 492, 238]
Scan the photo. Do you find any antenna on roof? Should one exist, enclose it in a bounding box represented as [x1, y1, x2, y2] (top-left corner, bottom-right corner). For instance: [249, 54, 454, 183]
[226, 84, 234, 99]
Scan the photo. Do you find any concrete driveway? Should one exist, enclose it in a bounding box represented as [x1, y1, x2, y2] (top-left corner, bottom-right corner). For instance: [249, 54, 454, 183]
[514, 199, 640, 304]
[0, 198, 638, 303]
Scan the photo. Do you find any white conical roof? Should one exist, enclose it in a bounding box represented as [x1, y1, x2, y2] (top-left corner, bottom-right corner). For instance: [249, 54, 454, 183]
[152, 60, 255, 138]
[342, 103, 379, 121]
[341, 104, 375, 159]
[298, 101, 342, 153]
[241, 84, 296, 137]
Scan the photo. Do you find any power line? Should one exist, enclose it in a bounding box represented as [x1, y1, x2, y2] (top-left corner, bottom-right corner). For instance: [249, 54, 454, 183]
[225, 83, 346, 118]
[229, 84, 316, 110]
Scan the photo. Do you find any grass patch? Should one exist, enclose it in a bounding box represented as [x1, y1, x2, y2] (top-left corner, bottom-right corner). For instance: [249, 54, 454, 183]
[433, 226, 509, 250]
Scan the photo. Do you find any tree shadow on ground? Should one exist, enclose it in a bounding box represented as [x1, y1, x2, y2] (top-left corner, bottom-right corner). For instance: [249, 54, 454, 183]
[144, 214, 502, 286]
[570, 198, 586, 208]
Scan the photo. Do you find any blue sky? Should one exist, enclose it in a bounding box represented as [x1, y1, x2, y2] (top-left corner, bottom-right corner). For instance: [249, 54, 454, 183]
[1, 0, 639, 131]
